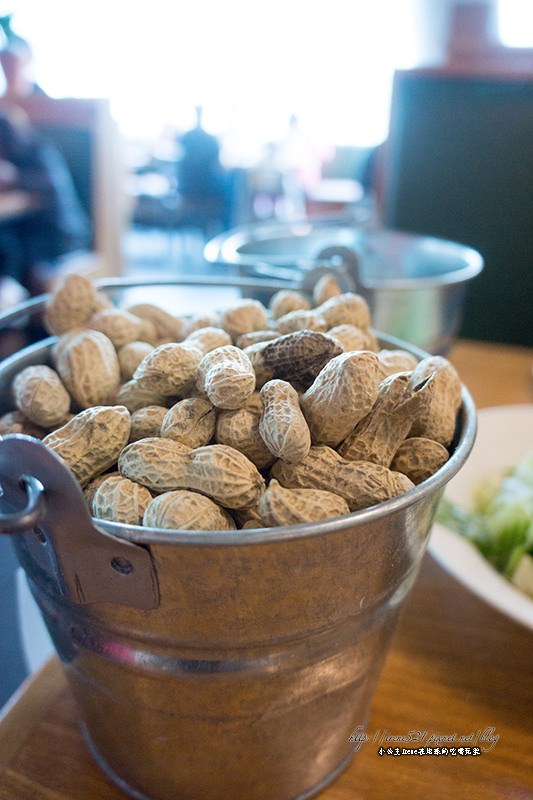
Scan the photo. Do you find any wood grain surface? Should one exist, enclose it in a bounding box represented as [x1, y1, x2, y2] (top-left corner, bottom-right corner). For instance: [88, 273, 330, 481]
[1, 339, 532, 800]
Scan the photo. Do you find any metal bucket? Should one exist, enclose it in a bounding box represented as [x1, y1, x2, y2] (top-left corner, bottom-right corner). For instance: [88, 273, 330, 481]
[0, 279, 476, 800]
[204, 217, 484, 355]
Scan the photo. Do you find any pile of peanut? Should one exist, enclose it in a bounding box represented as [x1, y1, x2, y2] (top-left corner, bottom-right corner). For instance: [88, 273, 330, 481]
[0, 272, 463, 531]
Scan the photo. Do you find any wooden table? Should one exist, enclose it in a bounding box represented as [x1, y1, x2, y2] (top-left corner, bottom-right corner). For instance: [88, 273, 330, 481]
[1, 339, 532, 800]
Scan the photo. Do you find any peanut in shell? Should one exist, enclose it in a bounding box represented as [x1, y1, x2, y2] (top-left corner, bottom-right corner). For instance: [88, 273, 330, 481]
[144, 490, 236, 531]
[338, 371, 432, 466]
[271, 445, 415, 511]
[92, 474, 153, 525]
[258, 479, 349, 526]
[43, 405, 131, 487]
[299, 350, 382, 447]
[244, 329, 342, 389]
[259, 379, 311, 464]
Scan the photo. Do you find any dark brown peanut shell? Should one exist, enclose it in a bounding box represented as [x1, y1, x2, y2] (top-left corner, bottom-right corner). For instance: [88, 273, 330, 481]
[244, 330, 342, 388]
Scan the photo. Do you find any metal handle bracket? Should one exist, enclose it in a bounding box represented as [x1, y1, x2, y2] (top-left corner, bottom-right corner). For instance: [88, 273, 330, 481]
[0, 435, 159, 610]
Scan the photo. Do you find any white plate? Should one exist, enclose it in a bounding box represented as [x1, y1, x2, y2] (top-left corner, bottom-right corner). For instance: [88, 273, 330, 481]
[429, 404, 533, 631]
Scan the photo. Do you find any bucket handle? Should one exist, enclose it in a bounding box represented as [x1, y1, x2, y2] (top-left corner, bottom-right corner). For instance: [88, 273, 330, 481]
[308, 245, 370, 301]
[0, 435, 159, 610]
[0, 474, 46, 534]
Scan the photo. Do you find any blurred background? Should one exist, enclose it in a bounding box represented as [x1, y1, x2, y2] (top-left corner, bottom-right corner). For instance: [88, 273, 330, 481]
[0, 0, 532, 706]
[0, 1, 529, 289]
[0, 0, 532, 331]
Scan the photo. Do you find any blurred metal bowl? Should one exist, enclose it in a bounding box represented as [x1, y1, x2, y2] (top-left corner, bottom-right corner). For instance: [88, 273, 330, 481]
[205, 218, 484, 355]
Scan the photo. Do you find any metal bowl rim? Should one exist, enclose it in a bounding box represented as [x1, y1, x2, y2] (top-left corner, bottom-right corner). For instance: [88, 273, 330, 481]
[204, 222, 484, 288]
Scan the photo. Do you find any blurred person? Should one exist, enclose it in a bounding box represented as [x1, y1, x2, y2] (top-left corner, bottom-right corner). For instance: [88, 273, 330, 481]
[0, 15, 44, 102]
[175, 106, 231, 234]
[176, 105, 225, 197]
[0, 107, 90, 295]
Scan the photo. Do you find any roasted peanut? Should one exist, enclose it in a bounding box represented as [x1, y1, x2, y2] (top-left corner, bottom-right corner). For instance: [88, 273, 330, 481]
[269, 290, 311, 319]
[56, 329, 121, 409]
[0, 409, 48, 438]
[196, 345, 256, 409]
[12, 365, 71, 428]
[184, 326, 232, 356]
[43, 405, 131, 487]
[161, 397, 216, 448]
[119, 439, 264, 509]
[328, 324, 379, 353]
[126, 303, 185, 342]
[144, 490, 236, 531]
[220, 299, 269, 341]
[315, 292, 371, 330]
[243, 391, 264, 415]
[92, 474, 152, 525]
[182, 444, 265, 509]
[299, 351, 382, 446]
[215, 405, 275, 470]
[391, 437, 449, 484]
[408, 356, 462, 446]
[115, 379, 169, 413]
[377, 348, 419, 377]
[118, 437, 191, 492]
[183, 312, 221, 336]
[118, 341, 155, 382]
[312, 274, 342, 306]
[88, 308, 145, 348]
[258, 479, 349, 526]
[84, 470, 120, 508]
[273, 309, 328, 335]
[136, 318, 159, 345]
[129, 405, 168, 442]
[236, 330, 280, 348]
[44, 272, 99, 335]
[244, 330, 342, 388]
[259, 379, 311, 463]
[134, 341, 203, 397]
[50, 326, 86, 369]
[92, 291, 113, 313]
[271, 445, 415, 511]
[338, 371, 431, 466]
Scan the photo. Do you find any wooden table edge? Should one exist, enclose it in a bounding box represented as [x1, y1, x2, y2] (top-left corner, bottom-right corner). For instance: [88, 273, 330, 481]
[0, 656, 64, 766]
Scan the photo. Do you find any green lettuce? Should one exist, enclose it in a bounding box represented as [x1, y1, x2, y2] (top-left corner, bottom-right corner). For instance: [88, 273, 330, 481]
[436, 450, 533, 583]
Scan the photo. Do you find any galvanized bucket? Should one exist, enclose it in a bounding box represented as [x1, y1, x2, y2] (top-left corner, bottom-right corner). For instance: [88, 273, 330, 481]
[0, 278, 476, 800]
